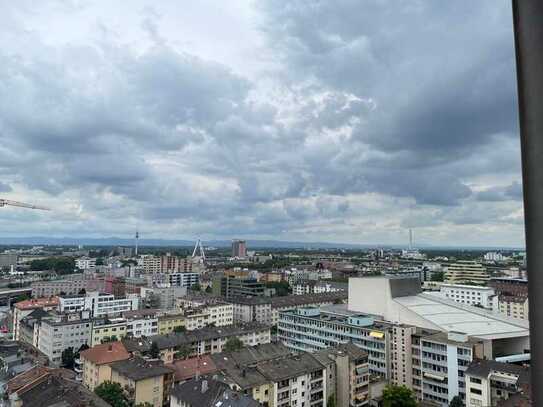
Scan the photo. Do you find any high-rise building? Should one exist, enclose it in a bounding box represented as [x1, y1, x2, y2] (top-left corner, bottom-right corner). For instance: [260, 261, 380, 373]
[232, 239, 247, 258]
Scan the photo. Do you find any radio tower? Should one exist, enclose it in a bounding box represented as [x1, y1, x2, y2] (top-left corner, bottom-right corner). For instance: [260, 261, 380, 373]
[134, 228, 139, 256]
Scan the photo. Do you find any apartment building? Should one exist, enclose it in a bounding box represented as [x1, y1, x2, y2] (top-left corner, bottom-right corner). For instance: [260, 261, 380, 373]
[109, 357, 174, 407]
[465, 360, 530, 407]
[80, 341, 130, 390]
[12, 297, 59, 340]
[171, 378, 261, 407]
[18, 308, 49, 347]
[312, 343, 370, 407]
[160, 253, 199, 273]
[213, 276, 266, 299]
[227, 296, 273, 324]
[433, 284, 495, 309]
[38, 313, 93, 366]
[158, 312, 186, 335]
[123, 323, 271, 363]
[75, 257, 96, 270]
[226, 292, 347, 326]
[147, 272, 200, 288]
[124, 309, 159, 337]
[140, 255, 161, 274]
[278, 306, 390, 378]
[58, 292, 139, 317]
[141, 285, 187, 309]
[390, 326, 487, 406]
[31, 278, 87, 298]
[213, 347, 326, 407]
[489, 278, 529, 320]
[91, 317, 128, 346]
[292, 281, 347, 296]
[445, 261, 489, 285]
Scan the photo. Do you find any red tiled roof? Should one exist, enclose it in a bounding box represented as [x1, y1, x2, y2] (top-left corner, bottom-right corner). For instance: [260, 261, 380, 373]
[80, 342, 130, 365]
[166, 356, 217, 382]
[14, 297, 59, 310]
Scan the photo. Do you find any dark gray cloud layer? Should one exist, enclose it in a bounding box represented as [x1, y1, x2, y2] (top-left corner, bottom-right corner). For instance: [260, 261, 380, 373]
[0, 1, 525, 246]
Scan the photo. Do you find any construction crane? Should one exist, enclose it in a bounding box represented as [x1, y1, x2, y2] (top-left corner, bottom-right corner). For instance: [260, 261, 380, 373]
[0, 199, 50, 211]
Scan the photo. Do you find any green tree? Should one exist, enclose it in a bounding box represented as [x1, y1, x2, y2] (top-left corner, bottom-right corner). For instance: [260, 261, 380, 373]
[94, 381, 129, 407]
[174, 344, 192, 360]
[430, 271, 445, 282]
[173, 325, 186, 333]
[449, 395, 464, 407]
[61, 347, 75, 369]
[382, 385, 417, 407]
[224, 337, 244, 352]
[191, 283, 201, 292]
[15, 294, 30, 303]
[29, 257, 75, 275]
[149, 341, 160, 359]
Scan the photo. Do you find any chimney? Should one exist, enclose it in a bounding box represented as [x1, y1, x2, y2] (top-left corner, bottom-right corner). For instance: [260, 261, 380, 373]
[201, 380, 208, 393]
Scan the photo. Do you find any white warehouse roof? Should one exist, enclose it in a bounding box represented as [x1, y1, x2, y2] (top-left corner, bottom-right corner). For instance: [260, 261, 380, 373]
[348, 276, 529, 341]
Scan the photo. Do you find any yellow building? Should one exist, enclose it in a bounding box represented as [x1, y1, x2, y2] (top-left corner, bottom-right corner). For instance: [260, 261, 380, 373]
[109, 357, 174, 407]
[445, 261, 489, 285]
[158, 313, 186, 335]
[80, 342, 130, 391]
[91, 318, 127, 346]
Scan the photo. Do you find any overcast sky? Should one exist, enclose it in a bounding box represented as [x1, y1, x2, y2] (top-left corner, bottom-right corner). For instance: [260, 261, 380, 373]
[0, 0, 525, 247]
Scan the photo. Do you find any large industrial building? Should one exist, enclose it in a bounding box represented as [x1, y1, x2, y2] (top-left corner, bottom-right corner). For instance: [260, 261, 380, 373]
[348, 276, 530, 359]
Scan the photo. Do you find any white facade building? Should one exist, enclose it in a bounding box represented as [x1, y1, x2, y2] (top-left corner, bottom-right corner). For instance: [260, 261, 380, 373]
[432, 284, 495, 309]
[75, 257, 96, 270]
[38, 314, 92, 366]
[483, 252, 506, 262]
[292, 281, 347, 296]
[58, 292, 139, 317]
[126, 316, 159, 337]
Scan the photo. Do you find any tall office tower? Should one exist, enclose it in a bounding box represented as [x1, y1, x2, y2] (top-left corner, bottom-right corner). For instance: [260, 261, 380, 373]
[231, 239, 247, 258]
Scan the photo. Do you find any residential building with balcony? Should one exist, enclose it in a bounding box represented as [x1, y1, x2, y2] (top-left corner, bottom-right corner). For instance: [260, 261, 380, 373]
[58, 292, 139, 317]
[91, 317, 127, 346]
[124, 309, 159, 338]
[37, 312, 92, 366]
[312, 343, 370, 407]
[278, 305, 391, 378]
[109, 357, 174, 407]
[465, 360, 530, 407]
[445, 261, 489, 285]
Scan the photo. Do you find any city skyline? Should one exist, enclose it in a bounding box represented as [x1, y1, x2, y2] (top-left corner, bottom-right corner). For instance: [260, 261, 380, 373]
[0, 1, 524, 247]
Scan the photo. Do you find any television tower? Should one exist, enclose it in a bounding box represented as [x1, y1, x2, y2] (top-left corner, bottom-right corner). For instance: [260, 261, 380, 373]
[409, 228, 414, 250]
[134, 228, 139, 256]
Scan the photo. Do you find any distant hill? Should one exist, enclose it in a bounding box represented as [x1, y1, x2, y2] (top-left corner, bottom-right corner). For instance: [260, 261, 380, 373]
[0, 236, 523, 251]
